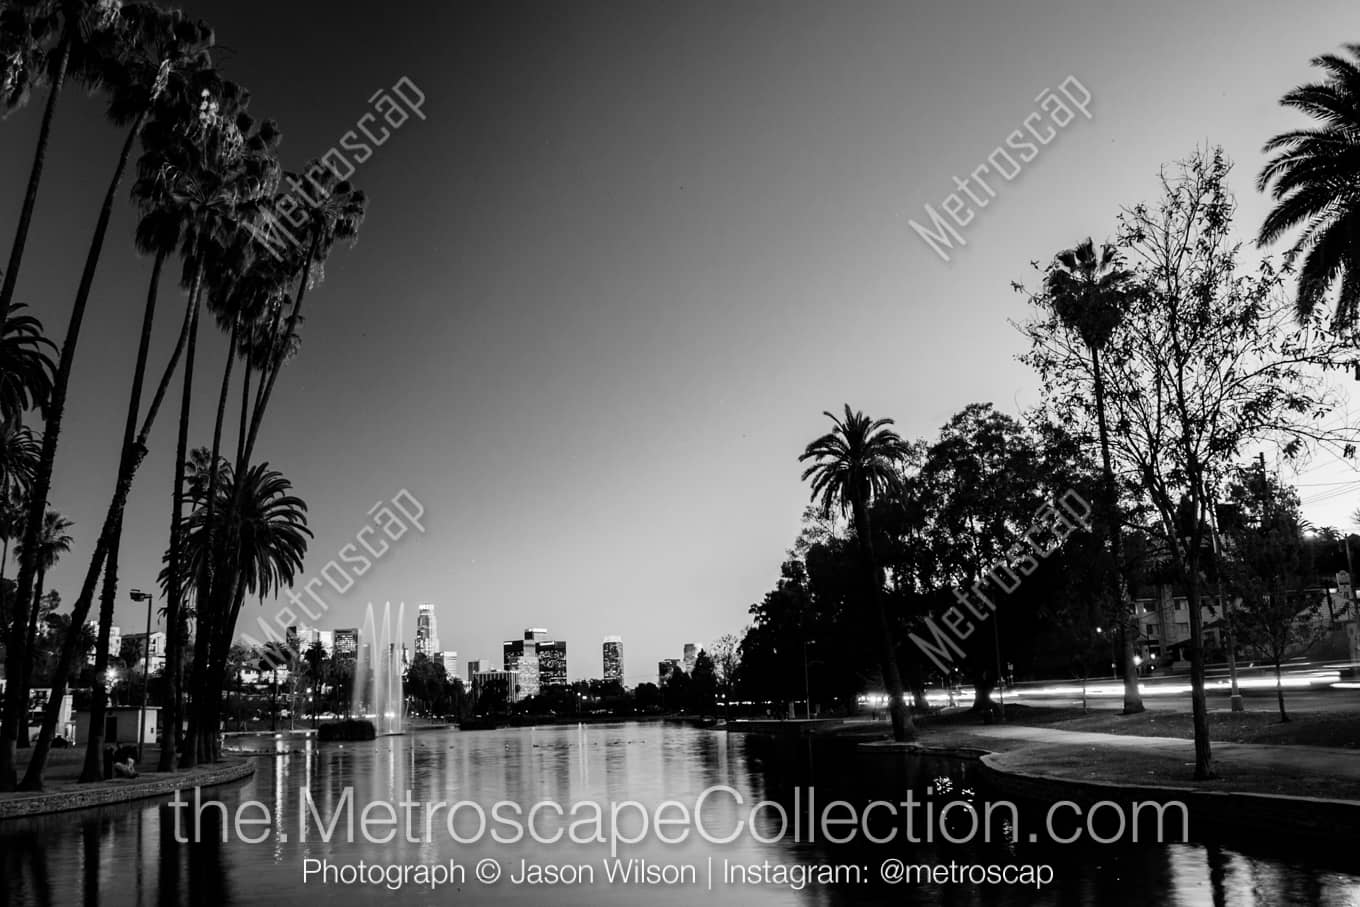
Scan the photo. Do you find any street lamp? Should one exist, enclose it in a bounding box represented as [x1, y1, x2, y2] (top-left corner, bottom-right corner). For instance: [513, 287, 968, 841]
[129, 588, 156, 762]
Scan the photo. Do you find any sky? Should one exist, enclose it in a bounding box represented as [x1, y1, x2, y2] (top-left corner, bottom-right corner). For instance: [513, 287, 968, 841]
[3, 0, 1359, 686]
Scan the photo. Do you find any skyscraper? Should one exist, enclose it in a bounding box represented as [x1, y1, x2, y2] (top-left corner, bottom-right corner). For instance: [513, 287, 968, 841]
[602, 636, 624, 684]
[683, 643, 698, 675]
[504, 628, 567, 695]
[503, 634, 540, 699]
[440, 651, 458, 680]
[334, 628, 359, 659]
[416, 603, 441, 657]
[466, 658, 484, 682]
[537, 640, 567, 687]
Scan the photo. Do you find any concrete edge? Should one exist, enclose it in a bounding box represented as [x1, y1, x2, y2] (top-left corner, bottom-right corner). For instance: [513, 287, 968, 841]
[858, 739, 1360, 837]
[0, 758, 255, 820]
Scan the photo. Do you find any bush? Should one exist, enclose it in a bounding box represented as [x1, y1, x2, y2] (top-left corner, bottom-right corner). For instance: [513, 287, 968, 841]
[317, 719, 376, 742]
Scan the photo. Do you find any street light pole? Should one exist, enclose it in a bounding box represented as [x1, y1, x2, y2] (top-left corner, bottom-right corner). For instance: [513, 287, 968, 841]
[1208, 509, 1244, 711]
[129, 589, 155, 762]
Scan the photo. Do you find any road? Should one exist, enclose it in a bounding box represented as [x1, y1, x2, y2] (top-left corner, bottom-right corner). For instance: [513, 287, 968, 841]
[991, 659, 1360, 713]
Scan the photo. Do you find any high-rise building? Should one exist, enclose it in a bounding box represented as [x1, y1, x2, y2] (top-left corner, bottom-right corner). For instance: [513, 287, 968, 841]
[537, 640, 567, 687]
[602, 636, 624, 684]
[504, 628, 567, 695]
[440, 651, 458, 680]
[416, 603, 441, 657]
[658, 658, 681, 685]
[683, 643, 698, 675]
[503, 632, 540, 699]
[334, 627, 359, 659]
[466, 659, 485, 682]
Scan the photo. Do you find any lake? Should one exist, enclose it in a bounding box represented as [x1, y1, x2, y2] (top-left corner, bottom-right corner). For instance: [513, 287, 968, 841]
[1, 722, 1357, 905]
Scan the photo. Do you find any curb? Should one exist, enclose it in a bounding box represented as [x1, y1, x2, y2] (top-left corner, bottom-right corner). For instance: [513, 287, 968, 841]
[865, 739, 1360, 839]
[976, 753, 1360, 838]
[0, 759, 255, 820]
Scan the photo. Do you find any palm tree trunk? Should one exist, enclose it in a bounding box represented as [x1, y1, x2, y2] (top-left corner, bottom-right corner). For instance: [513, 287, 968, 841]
[241, 242, 316, 469]
[173, 286, 205, 769]
[200, 317, 239, 607]
[79, 522, 121, 781]
[0, 116, 143, 790]
[851, 500, 912, 741]
[79, 240, 163, 780]
[1092, 347, 1144, 714]
[17, 253, 193, 791]
[237, 365, 250, 469]
[15, 569, 47, 749]
[0, 31, 72, 326]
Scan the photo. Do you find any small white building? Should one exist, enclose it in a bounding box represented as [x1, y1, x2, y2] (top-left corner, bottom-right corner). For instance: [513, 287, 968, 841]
[74, 705, 161, 747]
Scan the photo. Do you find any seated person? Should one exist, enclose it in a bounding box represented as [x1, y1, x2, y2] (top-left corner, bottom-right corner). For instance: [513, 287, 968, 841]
[112, 756, 138, 778]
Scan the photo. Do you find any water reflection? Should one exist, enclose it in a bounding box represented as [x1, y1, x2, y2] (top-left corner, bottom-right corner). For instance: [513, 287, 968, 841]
[0, 723, 1356, 906]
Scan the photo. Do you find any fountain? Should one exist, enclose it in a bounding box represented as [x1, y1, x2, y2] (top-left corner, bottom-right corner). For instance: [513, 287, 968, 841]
[351, 601, 406, 735]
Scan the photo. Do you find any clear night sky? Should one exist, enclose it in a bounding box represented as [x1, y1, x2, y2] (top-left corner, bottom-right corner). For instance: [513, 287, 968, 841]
[2, 0, 1358, 685]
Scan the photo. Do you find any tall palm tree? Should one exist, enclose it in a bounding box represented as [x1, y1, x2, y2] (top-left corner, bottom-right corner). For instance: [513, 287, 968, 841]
[0, 0, 124, 326]
[800, 405, 913, 741]
[12, 509, 71, 747]
[1044, 238, 1144, 715]
[1258, 44, 1360, 326]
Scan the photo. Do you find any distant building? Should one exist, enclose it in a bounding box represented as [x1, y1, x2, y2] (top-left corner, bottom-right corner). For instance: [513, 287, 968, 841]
[503, 637, 539, 699]
[85, 623, 121, 665]
[122, 631, 167, 674]
[683, 643, 698, 675]
[503, 628, 567, 694]
[538, 640, 567, 687]
[472, 669, 520, 707]
[333, 628, 359, 659]
[466, 659, 485, 683]
[416, 603, 441, 657]
[602, 636, 624, 684]
[658, 658, 681, 685]
[440, 651, 459, 681]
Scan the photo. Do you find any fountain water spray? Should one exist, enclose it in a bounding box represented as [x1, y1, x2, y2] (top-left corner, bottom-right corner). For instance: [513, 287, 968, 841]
[352, 601, 406, 735]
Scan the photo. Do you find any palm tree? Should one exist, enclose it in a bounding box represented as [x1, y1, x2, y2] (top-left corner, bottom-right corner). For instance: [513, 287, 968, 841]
[12, 509, 71, 747]
[0, 2, 182, 787]
[0, 488, 26, 585]
[169, 456, 310, 764]
[17, 75, 268, 797]
[800, 405, 913, 741]
[0, 304, 57, 422]
[1258, 44, 1360, 326]
[1044, 238, 1144, 715]
[0, 0, 124, 325]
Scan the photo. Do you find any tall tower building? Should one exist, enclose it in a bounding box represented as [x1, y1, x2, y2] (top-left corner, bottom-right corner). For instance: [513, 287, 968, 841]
[440, 651, 458, 680]
[602, 636, 624, 684]
[416, 603, 440, 657]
